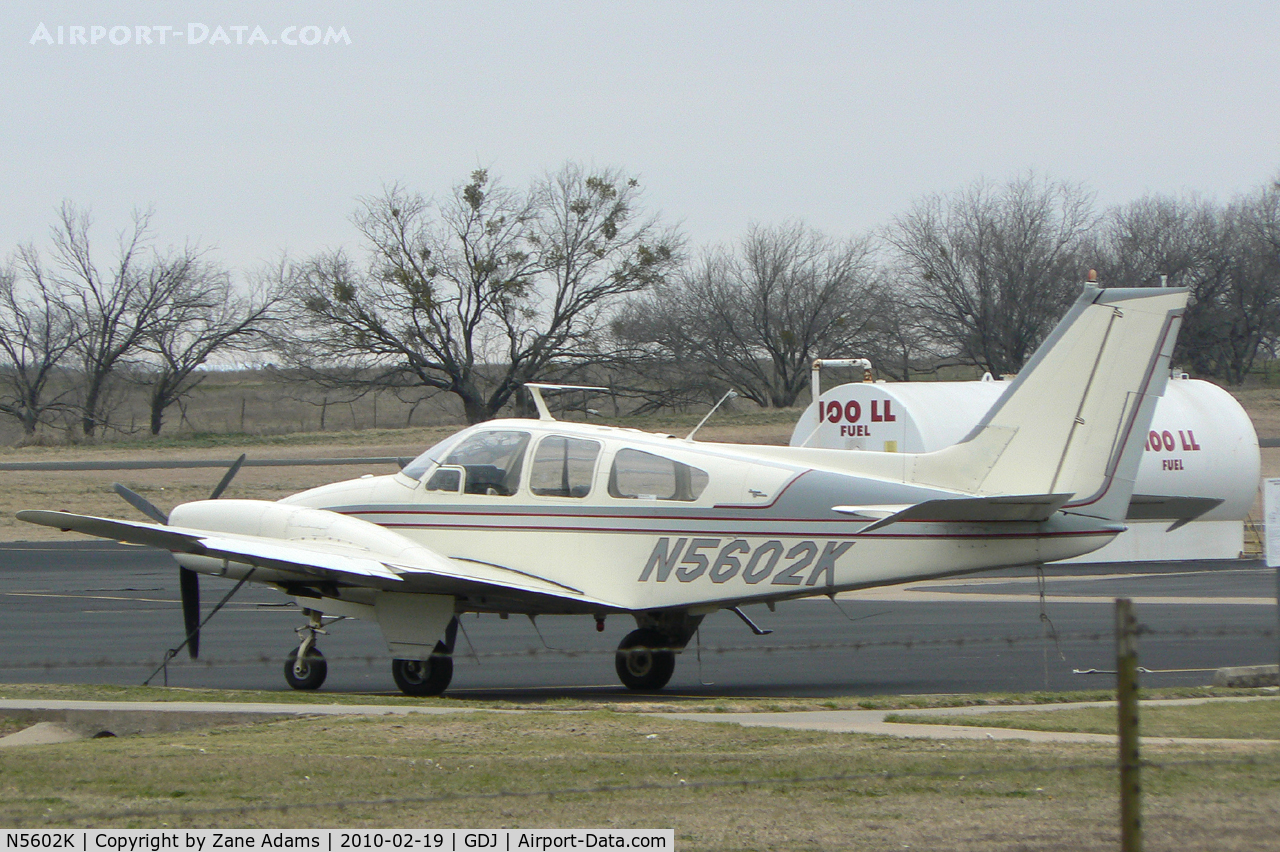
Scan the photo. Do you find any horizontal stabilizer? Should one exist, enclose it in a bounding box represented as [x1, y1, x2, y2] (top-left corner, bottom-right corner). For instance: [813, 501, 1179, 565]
[1123, 494, 1224, 530]
[828, 505, 910, 522]
[834, 493, 1074, 533]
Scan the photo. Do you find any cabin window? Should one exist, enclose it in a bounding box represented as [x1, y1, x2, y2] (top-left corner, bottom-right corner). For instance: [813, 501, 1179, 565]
[423, 466, 463, 492]
[438, 430, 531, 496]
[529, 436, 602, 498]
[608, 449, 709, 501]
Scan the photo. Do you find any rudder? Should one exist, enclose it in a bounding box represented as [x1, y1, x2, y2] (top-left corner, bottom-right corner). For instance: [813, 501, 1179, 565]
[909, 285, 1188, 520]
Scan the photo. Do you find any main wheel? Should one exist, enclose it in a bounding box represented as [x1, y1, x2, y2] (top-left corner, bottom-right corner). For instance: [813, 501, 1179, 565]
[392, 656, 453, 697]
[615, 628, 676, 691]
[284, 648, 327, 690]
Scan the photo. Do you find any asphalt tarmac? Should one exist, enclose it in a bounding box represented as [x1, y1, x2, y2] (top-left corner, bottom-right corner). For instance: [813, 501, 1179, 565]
[1, 541, 1276, 699]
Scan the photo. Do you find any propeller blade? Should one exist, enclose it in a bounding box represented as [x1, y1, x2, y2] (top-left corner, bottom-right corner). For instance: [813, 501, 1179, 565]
[209, 454, 247, 500]
[179, 567, 201, 659]
[112, 483, 169, 525]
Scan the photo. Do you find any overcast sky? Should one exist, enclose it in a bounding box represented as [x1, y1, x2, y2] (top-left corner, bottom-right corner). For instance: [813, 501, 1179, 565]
[3, 1, 1278, 276]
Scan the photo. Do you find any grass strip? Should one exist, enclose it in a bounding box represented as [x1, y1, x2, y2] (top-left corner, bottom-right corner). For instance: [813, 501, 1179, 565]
[885, 700, 1280, 739]
[3, 682, 1276, 712]
[2, 710, 1279, 849]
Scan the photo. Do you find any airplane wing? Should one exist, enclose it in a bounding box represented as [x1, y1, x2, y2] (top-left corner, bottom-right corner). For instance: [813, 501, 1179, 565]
[16, 509, 618, 612]
[832, 493, 1074, 533]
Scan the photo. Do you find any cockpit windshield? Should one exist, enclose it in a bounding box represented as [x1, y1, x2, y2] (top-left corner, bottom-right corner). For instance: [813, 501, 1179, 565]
[440, 430, 531, 496]
[400, 432, 468, 481]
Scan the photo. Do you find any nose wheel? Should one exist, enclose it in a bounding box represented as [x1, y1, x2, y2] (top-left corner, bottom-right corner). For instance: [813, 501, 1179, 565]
[284, 647, 328, 690]
[284, 608, 329, 691]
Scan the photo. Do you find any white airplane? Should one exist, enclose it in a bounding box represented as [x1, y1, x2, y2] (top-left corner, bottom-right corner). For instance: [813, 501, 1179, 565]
[19, 284, 1188, 696]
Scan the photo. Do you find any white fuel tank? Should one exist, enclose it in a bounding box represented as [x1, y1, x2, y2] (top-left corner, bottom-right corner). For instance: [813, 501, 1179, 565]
[790, 376, 1260, 561]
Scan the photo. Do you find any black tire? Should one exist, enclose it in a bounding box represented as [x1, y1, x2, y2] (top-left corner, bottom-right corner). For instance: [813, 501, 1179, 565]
[392, 656, 453, 697]
[615, 628, 676, 691]
[284, 648, 327, 691]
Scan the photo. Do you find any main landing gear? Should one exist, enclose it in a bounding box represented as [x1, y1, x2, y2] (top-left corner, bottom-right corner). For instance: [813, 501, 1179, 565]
[615, 629, 676, 691]
[392, 618, 460, 697]
[614, 612, 703, 692]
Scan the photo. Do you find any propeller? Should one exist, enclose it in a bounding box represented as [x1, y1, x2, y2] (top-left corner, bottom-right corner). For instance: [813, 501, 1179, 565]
[112, 453, 246, 660]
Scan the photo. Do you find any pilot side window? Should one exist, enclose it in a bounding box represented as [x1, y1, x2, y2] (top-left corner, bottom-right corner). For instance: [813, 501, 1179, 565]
[608, 448, 709, 502]
[529, 436, 602, 498]
[434, 430, 530, 496]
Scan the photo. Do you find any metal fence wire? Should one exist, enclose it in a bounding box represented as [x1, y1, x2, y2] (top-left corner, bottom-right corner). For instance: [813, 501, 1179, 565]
[2, 604, 1278, 837]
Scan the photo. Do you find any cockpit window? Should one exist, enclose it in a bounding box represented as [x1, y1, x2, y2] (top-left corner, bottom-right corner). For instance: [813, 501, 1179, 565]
[438, 430, 531, 496]
[608, 448, 709, 501]
[529, 436, 601, 498]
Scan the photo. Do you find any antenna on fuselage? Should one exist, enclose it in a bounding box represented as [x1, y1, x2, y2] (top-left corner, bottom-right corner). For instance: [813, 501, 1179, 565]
[685, 389, 739, 441]
[523, 383, 609, 421]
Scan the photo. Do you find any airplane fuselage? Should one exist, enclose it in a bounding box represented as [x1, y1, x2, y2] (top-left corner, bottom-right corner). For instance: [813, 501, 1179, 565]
[244, 419, 1121, 615]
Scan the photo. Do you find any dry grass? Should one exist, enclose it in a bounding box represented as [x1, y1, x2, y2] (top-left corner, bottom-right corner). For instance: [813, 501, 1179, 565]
[0, 415, 796, 541]
[1, 710, 1278, 849]
[1231, 388, 1280, 440]
[3, 681, 1273, 713]
[887, 700, 1280, 739]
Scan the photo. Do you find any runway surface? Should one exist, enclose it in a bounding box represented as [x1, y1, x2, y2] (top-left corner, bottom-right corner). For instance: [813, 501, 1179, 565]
[1, 541, 1276, 699]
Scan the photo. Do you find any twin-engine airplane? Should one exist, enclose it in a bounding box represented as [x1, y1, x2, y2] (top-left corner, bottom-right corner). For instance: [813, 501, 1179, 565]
[20, 284, 1189, 696]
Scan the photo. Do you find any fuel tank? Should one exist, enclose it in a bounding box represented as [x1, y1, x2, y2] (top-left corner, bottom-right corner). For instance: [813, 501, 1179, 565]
[790, 375, 1260, 560]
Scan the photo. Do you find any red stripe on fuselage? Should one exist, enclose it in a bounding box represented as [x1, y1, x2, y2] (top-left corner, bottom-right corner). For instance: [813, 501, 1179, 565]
[338, 509, 1110, 541]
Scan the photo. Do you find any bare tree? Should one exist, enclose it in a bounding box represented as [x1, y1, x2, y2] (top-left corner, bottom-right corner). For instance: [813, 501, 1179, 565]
[141, 271, 278, 435]
[1097, 185, 1280, 383]
[1192, 186, 1280, 383]
[1094, 193, 1219, 290]
[1096, 193, 1224, 373]
[279, 163, 681, 423]
[859, 281, 931, 381]
[37, 203, 209, 437]
[887, 173, 1096, 376]
[615, 222, 882, 408]
[0, 258, 80, 435]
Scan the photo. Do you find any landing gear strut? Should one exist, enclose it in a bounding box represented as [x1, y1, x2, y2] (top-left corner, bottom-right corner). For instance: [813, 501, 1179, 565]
[284, 608, 328, 691]
[391, 617, 459, 697]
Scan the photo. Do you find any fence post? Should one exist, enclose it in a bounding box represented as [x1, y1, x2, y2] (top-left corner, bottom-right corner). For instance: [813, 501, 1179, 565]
[1266, 478, 1280, 681]
[1116, 597, 1142, 852]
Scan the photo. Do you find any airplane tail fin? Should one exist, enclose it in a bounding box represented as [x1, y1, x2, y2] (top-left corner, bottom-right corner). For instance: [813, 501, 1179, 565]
[908, 285, 1188, 521]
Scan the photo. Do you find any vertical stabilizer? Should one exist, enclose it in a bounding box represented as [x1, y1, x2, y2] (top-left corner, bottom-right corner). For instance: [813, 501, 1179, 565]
[909, 285, 1187, 520]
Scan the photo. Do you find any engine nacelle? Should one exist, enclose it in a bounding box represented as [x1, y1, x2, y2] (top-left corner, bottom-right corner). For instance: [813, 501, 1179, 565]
[167, 499, 433, 583]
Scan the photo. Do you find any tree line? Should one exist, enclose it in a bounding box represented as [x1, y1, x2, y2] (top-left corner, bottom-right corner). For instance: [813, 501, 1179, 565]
[3, 163, 1278, 438]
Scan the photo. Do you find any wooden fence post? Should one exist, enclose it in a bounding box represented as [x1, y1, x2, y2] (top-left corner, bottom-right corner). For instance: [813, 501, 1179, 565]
[1116, 597, 1142, 852]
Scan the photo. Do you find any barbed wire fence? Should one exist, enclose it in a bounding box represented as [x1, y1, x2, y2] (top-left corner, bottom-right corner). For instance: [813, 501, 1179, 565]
[0, 625, 1273, 673]
[2, 601, 1278, 839]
